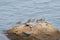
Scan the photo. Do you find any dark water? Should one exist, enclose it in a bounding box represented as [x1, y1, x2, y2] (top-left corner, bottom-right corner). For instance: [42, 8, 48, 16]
[0, 0, 60, 40]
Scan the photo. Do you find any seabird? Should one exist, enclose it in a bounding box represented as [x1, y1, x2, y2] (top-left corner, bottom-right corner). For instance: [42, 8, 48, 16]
[36, 17, 45, 23]
[27, 19, 35, 23]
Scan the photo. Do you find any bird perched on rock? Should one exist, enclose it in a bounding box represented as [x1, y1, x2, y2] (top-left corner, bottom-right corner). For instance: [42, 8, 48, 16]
[36, 17, 46, 23]
[26, 19, 36, 23]
[23, 19, 36, 27]
[16, 20, 22, 24]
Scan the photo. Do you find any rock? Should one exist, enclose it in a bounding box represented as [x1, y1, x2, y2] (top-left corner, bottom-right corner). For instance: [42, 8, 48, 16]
[6, 22, 60, 40]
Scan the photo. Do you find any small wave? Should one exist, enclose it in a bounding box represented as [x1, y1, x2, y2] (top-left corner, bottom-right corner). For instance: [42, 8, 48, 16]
[33, 0, 52, 3]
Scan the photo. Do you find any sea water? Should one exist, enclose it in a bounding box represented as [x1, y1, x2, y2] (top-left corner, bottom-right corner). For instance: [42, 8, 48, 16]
[0, 0, 60, 40]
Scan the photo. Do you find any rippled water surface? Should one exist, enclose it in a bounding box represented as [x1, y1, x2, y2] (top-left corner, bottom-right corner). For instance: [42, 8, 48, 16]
[0, 0, 60, 40]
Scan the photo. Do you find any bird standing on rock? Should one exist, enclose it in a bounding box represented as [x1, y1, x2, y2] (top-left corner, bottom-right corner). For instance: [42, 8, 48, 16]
[26, 19, 36, 23]
[24, 19, 36, 28]
[36, 17, 46, 23]
[16, 20, 22, 24]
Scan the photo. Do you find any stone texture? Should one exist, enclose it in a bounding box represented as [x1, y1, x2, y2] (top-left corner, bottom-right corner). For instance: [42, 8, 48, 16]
[6, 22, 60, 40]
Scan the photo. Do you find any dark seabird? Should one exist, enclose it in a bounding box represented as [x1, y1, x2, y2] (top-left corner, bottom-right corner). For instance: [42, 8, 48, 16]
[16, 20, 22, 24]
[26, 19, 35, 23]
[36, 17, 45, 23]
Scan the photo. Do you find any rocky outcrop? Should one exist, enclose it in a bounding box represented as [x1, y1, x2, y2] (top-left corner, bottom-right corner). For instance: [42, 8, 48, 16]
[6, 22, 60, 40]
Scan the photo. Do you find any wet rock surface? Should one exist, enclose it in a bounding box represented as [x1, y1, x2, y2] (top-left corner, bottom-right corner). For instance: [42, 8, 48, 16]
[6, 22, 60, 40]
